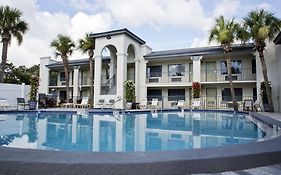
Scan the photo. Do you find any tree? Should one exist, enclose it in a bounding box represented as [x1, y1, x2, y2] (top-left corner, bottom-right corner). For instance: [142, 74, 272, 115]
[78, 33, 95, 108]
[0, 6, 28, 83]
[241, 9, 281, 112]
[50, 34, 75, 103]
[3, 62, 39, 84]
[209, 16, 239, 111]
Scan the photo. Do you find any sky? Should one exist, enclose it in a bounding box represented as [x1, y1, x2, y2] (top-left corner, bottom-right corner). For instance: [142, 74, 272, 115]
[0, 0, 281, 67]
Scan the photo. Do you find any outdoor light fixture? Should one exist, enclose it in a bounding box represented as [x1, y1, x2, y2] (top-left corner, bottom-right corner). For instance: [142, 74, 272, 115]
[106, 36, 111, 39]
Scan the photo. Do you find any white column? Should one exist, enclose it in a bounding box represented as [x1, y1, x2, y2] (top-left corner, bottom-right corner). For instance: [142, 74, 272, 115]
[72, 115, 78, 144]
[191, 56, 202, 82]
[94, 55, 102, 107]
[134, 58, 140, 102]
[73, 66, 80, 103]
[21, 83, 25, 98]
[116, 53, 128, 108]
[39, 57, 52, 94]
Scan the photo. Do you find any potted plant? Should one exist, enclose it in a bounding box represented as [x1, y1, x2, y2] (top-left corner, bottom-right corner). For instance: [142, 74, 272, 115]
[124, 80, 135, 109]
[29, 75, 40, 110]
[192, 82, 201, 99]
[260, 81, 271, 112]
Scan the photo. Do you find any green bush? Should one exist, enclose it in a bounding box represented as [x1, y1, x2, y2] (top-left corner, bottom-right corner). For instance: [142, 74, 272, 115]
[125, 80, 135, 102]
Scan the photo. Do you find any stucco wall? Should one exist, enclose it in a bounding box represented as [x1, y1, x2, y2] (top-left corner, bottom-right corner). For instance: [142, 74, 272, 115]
[256, 43, 281, 112]
[0, 83, 30, 106]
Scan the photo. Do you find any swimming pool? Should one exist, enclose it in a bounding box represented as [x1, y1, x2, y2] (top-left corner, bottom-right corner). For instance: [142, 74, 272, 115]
[0, 110, 281, 175]
[0, 111, 267, 152]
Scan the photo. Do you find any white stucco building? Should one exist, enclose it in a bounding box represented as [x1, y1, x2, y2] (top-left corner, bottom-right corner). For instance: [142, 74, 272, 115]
[39, 28, 280, 111]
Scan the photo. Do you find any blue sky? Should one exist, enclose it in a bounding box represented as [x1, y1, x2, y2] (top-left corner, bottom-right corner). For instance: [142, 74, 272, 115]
[0, 0, 281, 66]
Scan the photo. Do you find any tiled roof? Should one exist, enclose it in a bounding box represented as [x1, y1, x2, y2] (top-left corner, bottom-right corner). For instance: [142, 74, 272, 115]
[144, 43, 254, 59]
[90, 28, 146, 45]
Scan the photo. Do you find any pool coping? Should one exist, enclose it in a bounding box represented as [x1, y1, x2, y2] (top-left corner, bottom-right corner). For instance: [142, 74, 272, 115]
[0, 110, 281, 175]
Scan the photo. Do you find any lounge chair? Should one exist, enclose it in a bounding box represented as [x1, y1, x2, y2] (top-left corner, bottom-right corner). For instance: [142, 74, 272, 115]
[177, 100, 184, 109]
[243, 99, 253, 111]
[62, 102, 74, 108]
[0, 98, 11, 110]
[253, 100, 262, 112]
[75, 97, 89, 108]
[106, 99, 115, 108]
[97, 99, 105, 108]
[192, 100, 201, 109]
[17, 98, 29, 110]
[138, 100, 147, 109]
[151, 98, 159, 109]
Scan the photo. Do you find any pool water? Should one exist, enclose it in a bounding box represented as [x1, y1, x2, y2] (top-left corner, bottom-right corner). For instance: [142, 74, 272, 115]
[0, 111, 265, 152]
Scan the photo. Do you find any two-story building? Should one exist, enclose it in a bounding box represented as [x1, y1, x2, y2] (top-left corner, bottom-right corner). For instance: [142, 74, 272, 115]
[39, 28, 258, 109]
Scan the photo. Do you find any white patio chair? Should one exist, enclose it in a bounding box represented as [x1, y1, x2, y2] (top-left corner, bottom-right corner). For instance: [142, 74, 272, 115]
[0, 98, 11, 110]
[75, 97, 89, 108]
[243, 99, 253, 111]
[192, 100, 201, 109]
[177, 100, 185, 109]
[151, 98, 159, 109]
[138, 100, 147, 109]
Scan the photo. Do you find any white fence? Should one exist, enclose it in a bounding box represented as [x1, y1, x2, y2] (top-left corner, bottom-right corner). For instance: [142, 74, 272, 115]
[0, 83, 31, 106]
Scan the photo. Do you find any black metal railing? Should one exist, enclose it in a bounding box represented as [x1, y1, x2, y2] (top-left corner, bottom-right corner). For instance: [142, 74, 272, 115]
[201, 68, 256, 82]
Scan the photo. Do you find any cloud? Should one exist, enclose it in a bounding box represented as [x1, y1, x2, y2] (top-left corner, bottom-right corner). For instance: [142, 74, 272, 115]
[213, 0, 240, 18]
[0, 0, 112, 67]
[256, 2, 272, 10]
[103, 0, 212, 30]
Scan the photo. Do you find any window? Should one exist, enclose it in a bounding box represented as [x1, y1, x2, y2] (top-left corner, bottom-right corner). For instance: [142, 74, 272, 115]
[168, 64, 185, 76]
[147, 66, 162, 77]
[168, 89, 185, 101]
[147, 89, 162, 101]
[222, 88, 243, 101]
[60, 72, 65, 81]
[252, 59, 256, 74]
[221, 60, 242, 74]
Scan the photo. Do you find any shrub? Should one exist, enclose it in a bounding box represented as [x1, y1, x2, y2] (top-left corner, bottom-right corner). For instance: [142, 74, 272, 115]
[125, 80, 135, 102]
[192, 82, 201, 98]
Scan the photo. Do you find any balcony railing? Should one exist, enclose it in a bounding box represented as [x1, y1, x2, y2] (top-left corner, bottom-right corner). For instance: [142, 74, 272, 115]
[49, 77, 73, 86]
[146, 71, 192, 84]
[201, 68, 256, 82]
[145, 95, 257, 110]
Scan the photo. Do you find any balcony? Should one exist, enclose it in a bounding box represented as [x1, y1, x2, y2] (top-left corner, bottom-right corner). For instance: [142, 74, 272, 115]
[146, 71, 192, 84]
[49, 77, 73, 87]
[201, 68, 256, 82]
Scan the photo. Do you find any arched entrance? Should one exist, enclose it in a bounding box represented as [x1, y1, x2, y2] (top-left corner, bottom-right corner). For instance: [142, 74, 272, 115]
[100, 45, 117, 95]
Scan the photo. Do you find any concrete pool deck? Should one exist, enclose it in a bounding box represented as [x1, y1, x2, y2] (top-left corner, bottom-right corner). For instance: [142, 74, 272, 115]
[0, 110, 281, 175]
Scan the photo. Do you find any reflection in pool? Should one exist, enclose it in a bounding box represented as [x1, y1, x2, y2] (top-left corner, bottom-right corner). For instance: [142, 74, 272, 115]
[0, 112, 265, 152]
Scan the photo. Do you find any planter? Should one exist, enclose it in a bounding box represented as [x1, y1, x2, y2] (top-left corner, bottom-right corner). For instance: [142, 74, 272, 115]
[28, 101, 37, 110]
[126, 102, 133, 109]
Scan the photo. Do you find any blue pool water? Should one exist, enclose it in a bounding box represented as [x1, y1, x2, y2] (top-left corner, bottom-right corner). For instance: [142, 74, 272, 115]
[0, 111, 265, 152]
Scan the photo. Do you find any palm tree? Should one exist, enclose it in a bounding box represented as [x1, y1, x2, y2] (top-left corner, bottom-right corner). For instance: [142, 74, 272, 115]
[209, 16, 239, 111]
[50, 34, 75, 103]
[78, 33, 95, 108]
[241, 9, 281, 112]
[0, 6, 28, 83]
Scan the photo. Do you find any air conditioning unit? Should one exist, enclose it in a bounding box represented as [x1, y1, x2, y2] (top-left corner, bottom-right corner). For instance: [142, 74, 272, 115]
[148, 78, 159, 83]
[224, 75, 238, 81]
[171, 77, 182, 82]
